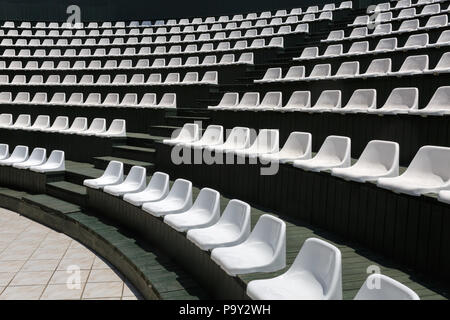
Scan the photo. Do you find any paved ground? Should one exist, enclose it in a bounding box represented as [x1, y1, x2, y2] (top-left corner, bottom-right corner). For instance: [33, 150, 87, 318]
[0, 207, 142, 300]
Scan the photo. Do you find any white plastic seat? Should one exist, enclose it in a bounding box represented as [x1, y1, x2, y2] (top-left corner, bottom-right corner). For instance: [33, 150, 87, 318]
[354, 274, 420, 300]
[377, 146, 450, 196]
[260, 132, 312, 163]
[418, 3, 441, 16]
[332, 61, 360, 79]
[293, 47, 319, 60]
[64, 117, 88, 134]
[247, 238, 342, 300]
[369, 87, 418, 114]
[206, 127, 251, 153]
[322, 30, 344, 42]
[45, 116, 69, 132]
[322, 44, 343, 57]
[164, 188, 221, 232]
[282, 66, 305, 81]
[102, 93, 120, 107]
[0, 113, 13, 127]
[254, 68, 282, 83]
[372, 23, 392, 36]
[180, 125, 224, 148]
[337, 89, 377, 113]
[344, 41, 369, 56]
[403, 33, 429, 49]
[232, 92, 260, 110]
[187, 199, 251, 251]
[163, 123, 200, 145]
[395, 19, 419, 34]
[138, 93, 157, 108]
[360, 58, 392, 77]
[83, 161, 124, 189]
[282, 91, 312, 111]
[332, 140, 399, 182]
[157, 93, 177, 109]
[211, 214, 286, 276]
[103, 166, 146, 196]
[389, 55, 429, 76]
[410, 86, 450, 116]
[209, 93, 239, 110]
[82, 118, 106, 135]
[13, 147, 46, 169]
[373, 38, 397, 53]
[11, 114, 31, 129]
[0, 145, 29, 166]
[67, 93, 83, 106]
[200, 71, 218, 84]
[123, 172, 169, 206]
[349, 15, 369, 26]
[30, 150, 65, 172]
[142, 178, 193, 217]
[438, 190, 450, 204]
[234, 129, 279, 158]
[309, 90, 342, 112]
[307, 64, 331, 80]
[26, 115, 50, 131]
[96, 119, 126, 137]
[293, 136, 351, 172]
[346, 27, 368, 39]
[120, 94, 138, 107]
[394, 8, 416, 20]
[428, 30, 450, 48]
[426, 52, 450, 74]
[84, 93, 101, 107]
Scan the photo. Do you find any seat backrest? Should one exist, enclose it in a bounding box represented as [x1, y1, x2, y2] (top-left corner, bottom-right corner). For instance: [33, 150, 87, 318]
[398, 55, 428, 72]
[248, 214, 286, 253]
[398, 19, 419, 32]
[348, 41, 369, 54]
[224, 127, 251, 148]
[404, 146, 450, 182]
[167, 178, 192, 201]
[124, 166, 146, 184]
[199, 125, 223, 144]
[310, 64, 331, 77]
[260, 92, 282, 108]
[344, 89, 377, 110]
[281, 132, 312, 156]
[335, 61, 359, 76]
[357, 140, 399, 172]
[365, 58, 392, 74]
[424, 86, 450, 110]
[375, 37, 397, 51]
[69, 117, 87, 131]
[314, 90, 341, 109]
[355, 274, 420, 300]
[285, 66, 305, 80]
[104, 160, 124, 178]
[404, 33, 428, 48]
[323, 44, 342, 56]
[381, 87, 418, 110]
[316, 136, 351, 163]
[434, 52, 450, 70]
[301, 47, 319, 58]
[286, 91, 311, 108]
[239, 92, 260, 107]
[191, 188, 220, 214]
[291, 238, 342, 299]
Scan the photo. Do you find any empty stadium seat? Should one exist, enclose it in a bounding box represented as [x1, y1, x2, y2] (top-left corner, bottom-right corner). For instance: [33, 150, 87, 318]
[309, 90, 342, 112]
[388, 55, 429, 76]
[45, 116, 69, 133]
[11, 114, 31, 129]
[259, 132, 312, 163]
[163, 123, 200, 145]
[96, 119, 126, 137]
[208, 92, 239, 110]
[103, 165, 147, 196]
[180, 125, 224, 148]
[0, 145, 29, 166]
[336, 89, 377, 113]
[354, 274, 420, 300]
[13, 147, 46, 169]
[82, 118, 107, 135]
[206, 127, 251, 153]
[234, 129, 279, 158]
[438, 190, 450, 205]
[123, 171, 170, 206]
[369, 87, 418, 114]
[377, 146, 450, 196]
[83, 161, 124, 189]
[359, 58, 392, 78]
[247, 238, 342, 300]
[282, 91, 312, 111]
[0, 144, 8, 160]
[64, 117, 88, 134]
[142, 178, 193, 217]
[29, 150, 65, 172]
[0, 113, 13, 127]
[164, 187, 221, 232]
[410, 86, 450, 116]
[331, 140, 399, 182]
[211, 214, 286, 276]
[293, 136, 351, 172]
[186, 199, 251, 250]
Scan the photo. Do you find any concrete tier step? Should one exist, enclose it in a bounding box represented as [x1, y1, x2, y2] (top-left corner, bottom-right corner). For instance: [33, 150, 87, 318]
[112, 145, 156, 163]
[46, 181, 87, 207]
[93, 156, 155, 173]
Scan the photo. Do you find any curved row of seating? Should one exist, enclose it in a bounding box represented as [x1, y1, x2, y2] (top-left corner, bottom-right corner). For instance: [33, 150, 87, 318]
[0, 2, 351, 30]
[367, 0, 444, 14]
[163, 123, 450, 198]
[0, 114, 126, 137]
[295, 31, 449, 61]
[259, 53, 449, 83]
[1, 71, 219, 86]
[83, 162, 419, 300]
[0, 144, 65, 172]
[350, 3, 449, 27]
[0, 19, 312, 38]
[208, 86, 450, 115]
[0, 92, 176, 109]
